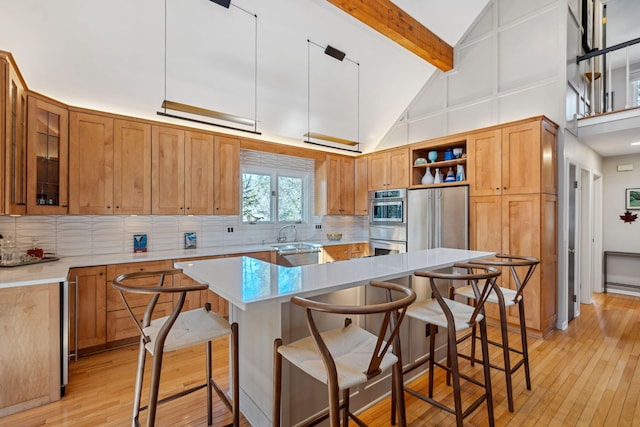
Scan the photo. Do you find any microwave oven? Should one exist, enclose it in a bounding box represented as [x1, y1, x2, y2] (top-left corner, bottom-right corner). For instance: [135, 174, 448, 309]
[369, 189, 406, 224]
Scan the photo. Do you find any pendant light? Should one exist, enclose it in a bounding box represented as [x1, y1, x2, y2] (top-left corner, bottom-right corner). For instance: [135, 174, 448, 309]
[304, 39, 361, 153]
[158, 0, 260, 135]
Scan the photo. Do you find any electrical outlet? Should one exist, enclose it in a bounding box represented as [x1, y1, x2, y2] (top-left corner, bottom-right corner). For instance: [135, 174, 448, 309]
[315, 224, 322, 230]
[227, 227, 234, 233]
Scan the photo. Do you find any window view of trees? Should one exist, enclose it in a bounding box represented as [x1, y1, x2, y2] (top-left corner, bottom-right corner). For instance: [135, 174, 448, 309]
[242, 170, 306, 223]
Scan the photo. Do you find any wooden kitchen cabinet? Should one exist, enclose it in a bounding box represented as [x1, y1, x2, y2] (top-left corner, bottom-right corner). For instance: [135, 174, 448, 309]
[68, 266, 107, 354]
[367, 147, 409, 191]
[323, 244, 351, 262]
[152, 126, 216, 215]
[151, 125, 185, 214]
[214, 135, 240, 215]
[70, 113, 151, 214]
[468, 116, 558, 338]
[0, 283, 61, 417]
[468, 118, 557, 197]
[315, 154, 355, 215]
[349, 242, 369, 258]
[106, 260, 174, 343]
[354, 156, 368, 216]
[2, 53, 28, 215]
[26, 95, 69, 214]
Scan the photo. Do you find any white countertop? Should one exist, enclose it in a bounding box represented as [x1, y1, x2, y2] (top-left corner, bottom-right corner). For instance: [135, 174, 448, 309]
[176, 248, 494, 310]
[0, 239, 364, 289]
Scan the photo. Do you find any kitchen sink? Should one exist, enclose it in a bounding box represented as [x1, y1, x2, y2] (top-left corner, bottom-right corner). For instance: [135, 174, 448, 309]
[271, 242, 322, 266]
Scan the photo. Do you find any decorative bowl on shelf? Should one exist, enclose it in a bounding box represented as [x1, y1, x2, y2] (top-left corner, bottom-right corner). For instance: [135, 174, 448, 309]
[453, 147, 463, 158]
[326, 233, 343, 241]
[414, 157, 427, 165]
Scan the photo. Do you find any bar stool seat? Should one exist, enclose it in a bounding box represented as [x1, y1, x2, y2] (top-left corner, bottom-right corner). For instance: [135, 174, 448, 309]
[407, 298, 484, 331]
[142, 307, 232, 355]
[112, 269, 239, 427]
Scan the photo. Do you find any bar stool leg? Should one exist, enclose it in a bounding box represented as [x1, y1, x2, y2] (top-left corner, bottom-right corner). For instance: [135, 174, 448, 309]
[428, 324, 436, 398]
[232, 322, 240, 426]
[273, 339, 282, 427]
[132, 338, 147, 427]
[479, 318, 495, 427]
[206, 341, 213, 425]
[341, 389, 349, 426]
[498, 300, 514, 412]
[447, 325, 464, 427]
[519, 301, 532, 390]
[146, 349, 165, 427]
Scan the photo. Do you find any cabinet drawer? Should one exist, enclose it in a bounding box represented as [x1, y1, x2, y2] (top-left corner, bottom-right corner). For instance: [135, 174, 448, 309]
[106, 302, 173, 342]
[350, 243, 369, 258]
[106, 260, 173, 311]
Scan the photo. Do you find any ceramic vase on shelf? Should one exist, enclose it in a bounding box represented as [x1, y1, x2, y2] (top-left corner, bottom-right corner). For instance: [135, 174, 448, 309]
[421, 167, 434, 184]
[433, 168, 441, 184]
[445, 167, 456, 182]
[428, 151, 438, 163]
[456, 165, 465, 181]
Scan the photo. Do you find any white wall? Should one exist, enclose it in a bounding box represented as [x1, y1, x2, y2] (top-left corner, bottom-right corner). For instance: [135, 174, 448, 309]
[376, 0, 566, 150]
[602, 154, 640, 251]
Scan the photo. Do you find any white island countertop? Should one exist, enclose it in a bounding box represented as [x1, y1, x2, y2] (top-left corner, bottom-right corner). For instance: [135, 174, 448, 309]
[176, 247, 494, 310]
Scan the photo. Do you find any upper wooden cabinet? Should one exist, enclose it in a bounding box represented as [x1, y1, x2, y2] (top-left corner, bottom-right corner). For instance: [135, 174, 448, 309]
[152, 126, 231, 215]
[213, 136, 240, 215]
[69, 113, 151, 214]
[315, 154, 355, 215]
[2, 56, 27, 215]
[468, 118, 557, 197]
[367, 147, 409, 190]
[26, 95, 69, 214]
[354, 156, 368, 216]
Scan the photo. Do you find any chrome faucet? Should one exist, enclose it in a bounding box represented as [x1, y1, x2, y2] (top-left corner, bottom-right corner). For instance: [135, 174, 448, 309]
[277, 224, 297, 243]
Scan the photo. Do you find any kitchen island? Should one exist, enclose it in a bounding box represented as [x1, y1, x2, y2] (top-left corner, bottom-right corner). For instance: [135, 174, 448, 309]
[176, 247, 493, 426]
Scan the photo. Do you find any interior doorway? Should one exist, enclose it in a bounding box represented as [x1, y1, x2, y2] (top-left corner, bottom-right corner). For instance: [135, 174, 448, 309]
[568, 164, 576, 322]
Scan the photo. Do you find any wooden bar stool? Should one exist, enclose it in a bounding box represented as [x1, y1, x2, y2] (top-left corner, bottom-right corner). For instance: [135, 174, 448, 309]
[399, 263, 501, 427]
[452, 254, 539, 412]
[273, 280, 416, 427]
[112, 269, 239, 427]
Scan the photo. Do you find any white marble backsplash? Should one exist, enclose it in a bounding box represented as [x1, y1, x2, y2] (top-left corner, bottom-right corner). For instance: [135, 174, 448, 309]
[0, 214, 368, 257]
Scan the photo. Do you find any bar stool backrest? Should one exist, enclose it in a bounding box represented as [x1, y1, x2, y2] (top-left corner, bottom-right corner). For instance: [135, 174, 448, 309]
[471, 255, 540, 304]
[290, 280, 416, 381]
[112, 269, 208, 345]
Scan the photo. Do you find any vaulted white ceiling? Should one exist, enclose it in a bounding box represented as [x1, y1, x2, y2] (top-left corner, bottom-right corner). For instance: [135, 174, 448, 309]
[0, 0, 487, 153]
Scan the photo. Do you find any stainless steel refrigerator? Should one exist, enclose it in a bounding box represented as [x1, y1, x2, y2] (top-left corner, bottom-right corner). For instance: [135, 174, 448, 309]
[407, 186, 469, 251]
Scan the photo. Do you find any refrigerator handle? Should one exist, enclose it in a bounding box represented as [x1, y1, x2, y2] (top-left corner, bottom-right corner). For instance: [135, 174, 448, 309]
[434, 189, 441, 247]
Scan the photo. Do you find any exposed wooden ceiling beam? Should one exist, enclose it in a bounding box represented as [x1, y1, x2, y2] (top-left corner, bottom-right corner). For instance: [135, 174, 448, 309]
[326, 0, 454, 71]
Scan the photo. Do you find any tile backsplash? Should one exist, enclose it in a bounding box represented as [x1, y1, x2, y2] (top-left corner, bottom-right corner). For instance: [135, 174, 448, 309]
[0, 215, 368, 257]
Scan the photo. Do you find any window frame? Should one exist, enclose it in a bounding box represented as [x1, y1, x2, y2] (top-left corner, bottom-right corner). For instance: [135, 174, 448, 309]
[240, 165, 311, 225]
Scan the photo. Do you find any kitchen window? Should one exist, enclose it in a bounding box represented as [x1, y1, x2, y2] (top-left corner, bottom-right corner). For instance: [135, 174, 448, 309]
[241, 167, 309, 224]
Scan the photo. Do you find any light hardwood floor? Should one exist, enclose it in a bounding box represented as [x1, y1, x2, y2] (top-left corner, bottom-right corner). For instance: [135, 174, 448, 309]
[1, 292, 638, 426]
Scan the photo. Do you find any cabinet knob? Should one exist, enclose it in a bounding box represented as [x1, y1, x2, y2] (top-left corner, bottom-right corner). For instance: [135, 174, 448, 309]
[107, 206, 111, 209]
[116, 206, 119, 209]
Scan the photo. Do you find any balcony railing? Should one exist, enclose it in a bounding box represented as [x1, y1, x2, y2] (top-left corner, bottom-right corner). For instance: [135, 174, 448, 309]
[577, 37, 640, 116]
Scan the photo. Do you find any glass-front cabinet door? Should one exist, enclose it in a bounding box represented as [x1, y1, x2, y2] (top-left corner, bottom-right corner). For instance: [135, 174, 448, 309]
[27, 96, 68, 214]
[4, 61, 27, 215]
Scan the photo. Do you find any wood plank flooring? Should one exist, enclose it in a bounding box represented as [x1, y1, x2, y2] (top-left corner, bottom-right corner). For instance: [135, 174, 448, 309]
[1, 292, 638, 426]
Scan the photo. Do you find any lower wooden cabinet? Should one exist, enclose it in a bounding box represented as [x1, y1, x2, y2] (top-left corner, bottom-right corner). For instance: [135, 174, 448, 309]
[322, 243, 369, 263]
[68, 266, 107, 354]
[105, 260, 173, 344]
[0, 283, 61, 417]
